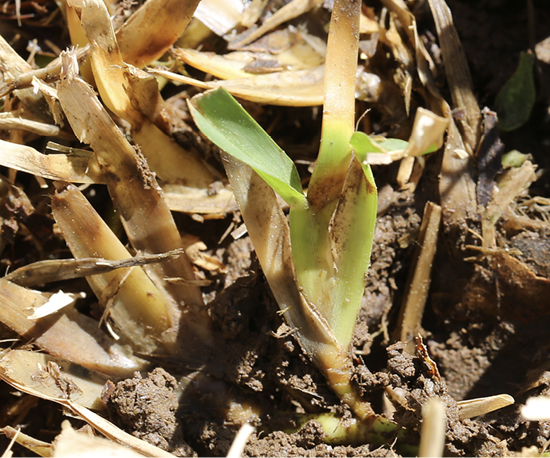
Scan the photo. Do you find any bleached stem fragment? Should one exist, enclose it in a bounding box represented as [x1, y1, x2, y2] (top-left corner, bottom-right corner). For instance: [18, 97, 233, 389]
[419, 398, 446, 457]
[57, 51, 213, 353]
[394, 202, 441, 353]
[52, 183, 176, 354]
[427, 0, 481, 154]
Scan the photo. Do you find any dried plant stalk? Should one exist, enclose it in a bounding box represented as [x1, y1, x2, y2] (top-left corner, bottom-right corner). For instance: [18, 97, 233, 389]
[52, 183, 176, 354]
[0, 139, 100, 183]
[394, 202, 441, 353]
[57, 51, 213, 352]
[0, 112, 61, 137]
[6, 250, 185, 287]
[70, 0, 217, 186]
[427, 0, 481, 154]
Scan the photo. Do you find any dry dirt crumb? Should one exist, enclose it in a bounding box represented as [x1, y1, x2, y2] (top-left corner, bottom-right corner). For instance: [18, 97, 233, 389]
[244, 420, 400, 457]
[108, 367, 195, 457]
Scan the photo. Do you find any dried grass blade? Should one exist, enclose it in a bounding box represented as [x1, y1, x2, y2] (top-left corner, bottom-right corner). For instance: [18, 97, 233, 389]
[0, 113, 61, 137]
[7, 250, 185, 287]
[0, 140, 100, 183]
[427, 0, 481, 153]
[0, 279, 146, 376]
[457, 394, 514, 420]
[116, 0, 201, 67]
[0, 349, 109, 410]
[173, 48, 262, 80]
[151, 66, 325, 107]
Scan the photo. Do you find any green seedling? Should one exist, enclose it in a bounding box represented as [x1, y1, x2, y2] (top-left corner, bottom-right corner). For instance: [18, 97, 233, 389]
[189, 0, 420, 444]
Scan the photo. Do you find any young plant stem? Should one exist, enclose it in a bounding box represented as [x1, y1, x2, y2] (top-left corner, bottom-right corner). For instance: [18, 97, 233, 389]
[189, 0, 381, 432]
[223, 154, 376, 422]
[289, 0, 376, 349]
[307, 0, 361, 208]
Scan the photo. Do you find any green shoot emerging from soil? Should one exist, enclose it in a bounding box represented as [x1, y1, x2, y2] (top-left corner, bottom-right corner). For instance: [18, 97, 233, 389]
[189, 0, 410, 437]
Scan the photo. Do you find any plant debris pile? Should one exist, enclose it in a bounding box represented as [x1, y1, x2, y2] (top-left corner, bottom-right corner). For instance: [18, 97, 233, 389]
[0, 0, 550, 456]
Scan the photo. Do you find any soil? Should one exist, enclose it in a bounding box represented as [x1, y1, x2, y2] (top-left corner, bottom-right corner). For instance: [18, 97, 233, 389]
[2, 0, 550, 457]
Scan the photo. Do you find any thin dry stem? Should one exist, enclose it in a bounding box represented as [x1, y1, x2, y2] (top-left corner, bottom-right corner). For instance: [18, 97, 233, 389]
[419, 398, 446, 457]
[427, 0, 481, 154]
[394, 202, 442, 353]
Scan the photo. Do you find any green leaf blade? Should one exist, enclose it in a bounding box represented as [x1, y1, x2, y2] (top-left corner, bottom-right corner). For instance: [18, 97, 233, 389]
[350, 131, 383, 155]
[495, 51, 536, 132]
[189, 88, 305, 206]
[328, 156, 377, 347]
